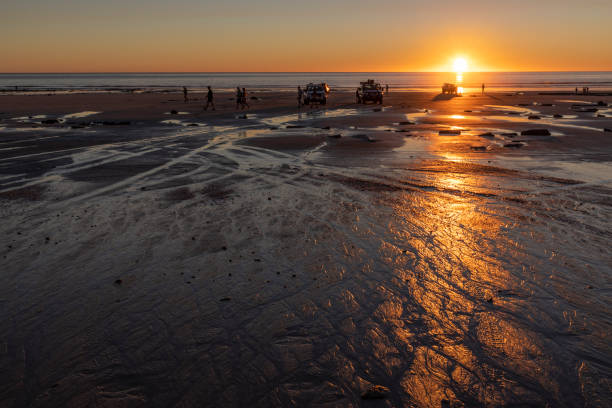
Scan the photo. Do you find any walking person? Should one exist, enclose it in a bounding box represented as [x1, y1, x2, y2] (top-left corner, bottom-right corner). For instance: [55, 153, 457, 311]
[482, 83, 485, 94]
[235, 87, 242, 110]
[242, 88, 250, 109]
[183, 86, 188, 103]
[297, 86, 303, 108]
[204, 86, 215, 111]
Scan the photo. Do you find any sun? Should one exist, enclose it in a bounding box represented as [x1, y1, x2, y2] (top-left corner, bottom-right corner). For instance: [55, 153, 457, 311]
[453, 57, 468, 73]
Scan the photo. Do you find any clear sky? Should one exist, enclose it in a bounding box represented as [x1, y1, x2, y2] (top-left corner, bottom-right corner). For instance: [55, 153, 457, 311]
[2, 0, 611, 72]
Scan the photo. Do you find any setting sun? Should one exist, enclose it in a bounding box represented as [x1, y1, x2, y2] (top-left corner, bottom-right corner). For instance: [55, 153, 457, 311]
[453, 57, 468, 73]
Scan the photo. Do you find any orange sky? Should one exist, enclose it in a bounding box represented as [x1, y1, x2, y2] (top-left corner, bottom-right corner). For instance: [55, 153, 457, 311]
[2, 0, 611, 72]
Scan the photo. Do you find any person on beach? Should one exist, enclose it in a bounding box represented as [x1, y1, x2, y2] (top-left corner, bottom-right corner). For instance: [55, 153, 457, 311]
[482, 83, 485, 94]
[183, 86, 188, 103]
[204, 86, 215, 111]
[242, 88, 250, 109]
[385, 84, 389, 94]
[575, 87, 578, 95]
[235, 87, 242, 110]
[297, 86, 303, 108]
[356, 88, 361, 104]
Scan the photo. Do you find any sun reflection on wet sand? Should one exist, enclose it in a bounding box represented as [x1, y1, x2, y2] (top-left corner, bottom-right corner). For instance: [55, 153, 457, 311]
[369, 162, 581, 407]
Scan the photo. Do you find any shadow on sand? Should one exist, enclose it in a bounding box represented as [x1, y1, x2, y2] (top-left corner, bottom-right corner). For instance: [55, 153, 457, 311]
[432, 93, 461, 101]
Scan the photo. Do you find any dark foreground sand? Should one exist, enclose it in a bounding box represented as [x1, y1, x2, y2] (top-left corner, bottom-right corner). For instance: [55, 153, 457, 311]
[0, 91, 611, 407]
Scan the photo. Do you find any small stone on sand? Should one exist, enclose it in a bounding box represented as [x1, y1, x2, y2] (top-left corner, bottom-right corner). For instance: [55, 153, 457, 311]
[361, 385, 390, 400]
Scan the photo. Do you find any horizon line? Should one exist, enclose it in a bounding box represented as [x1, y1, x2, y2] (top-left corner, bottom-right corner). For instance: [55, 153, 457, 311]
[1, 70, 612, 75]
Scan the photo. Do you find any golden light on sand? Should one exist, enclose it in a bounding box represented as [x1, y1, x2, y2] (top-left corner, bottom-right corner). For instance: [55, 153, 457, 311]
[453, 57, 468, 73]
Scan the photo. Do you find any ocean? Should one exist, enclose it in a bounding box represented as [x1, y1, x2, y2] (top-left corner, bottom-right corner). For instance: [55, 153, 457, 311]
[1, 72, 611, 93]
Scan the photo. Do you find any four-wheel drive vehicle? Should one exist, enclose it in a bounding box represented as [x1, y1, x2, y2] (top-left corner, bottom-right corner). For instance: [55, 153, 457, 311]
[442, 83, 458, 94]
[357, 79, 384, 104]
[304, 83, 330, 105]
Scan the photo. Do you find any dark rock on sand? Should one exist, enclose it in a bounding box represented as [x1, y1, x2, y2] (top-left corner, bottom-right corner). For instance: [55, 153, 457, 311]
[541, 103, 554, 107]
[398, 121, 414, 125]
[321, 126, 331, 130]
[596, 101, 607, 106]
[361, 385, 390, 400]
[521, 129, 551, 136]
[504, 143, 524, 148]
[528, 115, 541, 120]
[604, 128, 611, 132]
[553, 114, 563, 118]
[170, 110, 178, 115]
[501, 132, 518, 137]
[439, 130, 461, 135]
[219, 297, 231, 302]
[352, 134, 376, 142]
[470, 145, 488, 151]
[479, 132, 495, 138]
[327, 134, 342, 138]
[114, 279, 122, 285]
[41, 119, 59, 125]
[286, 125, 304, 129]
[102, 121, 131, 126]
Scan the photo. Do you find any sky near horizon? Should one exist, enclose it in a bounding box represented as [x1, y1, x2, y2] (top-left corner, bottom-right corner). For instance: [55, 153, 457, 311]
[2, 0, 612, 73]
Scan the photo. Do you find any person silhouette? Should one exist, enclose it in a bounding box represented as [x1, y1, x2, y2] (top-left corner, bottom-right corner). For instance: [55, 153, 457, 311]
[482, 83, 485, 94]
[242, 88, 250, 109]
[235, 87, 242, 110]
[183, 86, 188, 103]
[297, 86, 303, 108]
[204, 86, 215, 111]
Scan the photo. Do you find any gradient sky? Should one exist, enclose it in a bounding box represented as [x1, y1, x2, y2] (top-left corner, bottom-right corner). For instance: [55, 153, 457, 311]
[2, 0, 611, 72]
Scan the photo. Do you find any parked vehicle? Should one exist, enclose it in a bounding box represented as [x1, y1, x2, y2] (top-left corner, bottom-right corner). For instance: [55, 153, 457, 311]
[442, 83, 458, 94]
[357, 79, 384, 104]
[303, 83, 330, 105]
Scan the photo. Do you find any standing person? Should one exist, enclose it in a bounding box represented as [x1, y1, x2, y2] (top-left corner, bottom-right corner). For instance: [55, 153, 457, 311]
[183, 86, 188, 103]
[204, 86, 215, 111]
[242, 88, 250, 109]
[482, 83, 485, 94]
[297, 86, 303, 108]
[235, 87, 242, 110]
[575, 87, 578, 95]
[385, 84, 389, 94]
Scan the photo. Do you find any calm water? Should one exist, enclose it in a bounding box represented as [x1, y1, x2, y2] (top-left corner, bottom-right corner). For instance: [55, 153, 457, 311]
[1, 72, 611, 93]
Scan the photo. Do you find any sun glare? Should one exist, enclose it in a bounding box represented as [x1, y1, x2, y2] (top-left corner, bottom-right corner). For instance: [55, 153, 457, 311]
[453, 57, 468, 73]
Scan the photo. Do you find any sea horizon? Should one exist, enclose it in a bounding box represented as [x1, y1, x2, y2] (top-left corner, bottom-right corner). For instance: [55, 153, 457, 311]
[2, 71, 612, 93]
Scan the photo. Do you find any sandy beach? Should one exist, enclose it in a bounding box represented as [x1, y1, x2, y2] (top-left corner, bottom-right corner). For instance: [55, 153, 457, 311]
[1, 90, 611, 407]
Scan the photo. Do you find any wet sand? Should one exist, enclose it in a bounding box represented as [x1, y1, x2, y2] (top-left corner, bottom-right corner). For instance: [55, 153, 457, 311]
[1, 91, 611, 407]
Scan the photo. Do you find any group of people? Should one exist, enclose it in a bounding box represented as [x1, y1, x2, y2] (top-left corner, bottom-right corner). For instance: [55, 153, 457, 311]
[181, 86, 250, 111]
[577, 87, 590, 95]
[235, 87, 250, 110]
